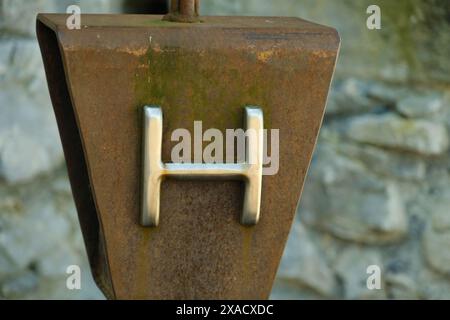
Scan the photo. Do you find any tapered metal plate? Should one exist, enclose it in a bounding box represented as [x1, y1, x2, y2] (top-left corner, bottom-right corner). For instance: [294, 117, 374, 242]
[37, 14, 339, 299]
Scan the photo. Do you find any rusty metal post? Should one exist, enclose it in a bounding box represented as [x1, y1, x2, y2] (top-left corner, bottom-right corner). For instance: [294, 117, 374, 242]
[36, 2, 339, 299]
[164, 0, 200, 22]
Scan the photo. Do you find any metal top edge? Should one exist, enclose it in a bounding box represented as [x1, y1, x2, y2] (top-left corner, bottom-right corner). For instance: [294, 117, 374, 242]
[36, 13, 338, 34]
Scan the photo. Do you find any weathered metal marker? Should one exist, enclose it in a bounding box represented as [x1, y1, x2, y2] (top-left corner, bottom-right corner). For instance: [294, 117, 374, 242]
[37, 0, 339, 299]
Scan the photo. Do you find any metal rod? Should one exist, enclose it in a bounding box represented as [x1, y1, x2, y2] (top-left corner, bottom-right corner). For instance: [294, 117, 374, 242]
[163, 0, 200, 23]
[170, 0, 179, 13]
[179, 0, 194, 16]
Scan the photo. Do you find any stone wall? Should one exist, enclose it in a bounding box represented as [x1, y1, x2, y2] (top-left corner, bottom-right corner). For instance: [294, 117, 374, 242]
[1, 0, 450, 299]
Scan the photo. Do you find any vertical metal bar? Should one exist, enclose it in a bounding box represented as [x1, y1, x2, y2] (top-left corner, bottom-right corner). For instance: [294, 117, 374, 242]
[164, 0, 200, 22]
[195, 0, 200, 16]
[141, 106, 163, 227]
[242, 107, 263, 225]
[170, 0, 179, 13]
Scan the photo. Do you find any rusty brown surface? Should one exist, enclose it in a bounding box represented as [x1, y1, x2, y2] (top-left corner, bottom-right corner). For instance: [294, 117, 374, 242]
[37, 14, 339, 299]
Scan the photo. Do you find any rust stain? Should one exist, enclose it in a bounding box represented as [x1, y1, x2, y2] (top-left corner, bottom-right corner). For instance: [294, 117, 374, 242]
[312, 49, 335, 58]
[257, 50, 274, 63]
[152, 43, 163, 53]
[117, 46, 148, 56]
[241, 227, 253, 295]
[135, 229, 153, 299]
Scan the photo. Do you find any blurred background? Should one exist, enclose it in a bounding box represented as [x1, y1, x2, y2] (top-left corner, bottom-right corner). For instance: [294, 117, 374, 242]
[0, 0, 449, 299]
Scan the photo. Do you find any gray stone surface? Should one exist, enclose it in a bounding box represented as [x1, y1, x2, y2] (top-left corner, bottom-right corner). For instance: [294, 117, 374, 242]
[334, 142, 426, 181]
[385, 273, 419, 299]
[335, 248, 385, 299]
[0, 0, 53, 36]
[301, 141, 408, 244]
[397, 93, 443, 118]
[0, 168, 104, 299]
[346, 113, 449, 155]
[423, 197, 450, 275]
[0, 40, 44, 85]
[276, 223, 336, 297]
[0, 82, 63, 183]
[0, 0, 123, 36]
[0, 270, 39, 298]
[325, 79, 381, 116]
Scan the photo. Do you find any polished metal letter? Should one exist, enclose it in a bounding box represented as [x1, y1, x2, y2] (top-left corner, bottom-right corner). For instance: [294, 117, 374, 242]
[141, 106, 263, 227]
